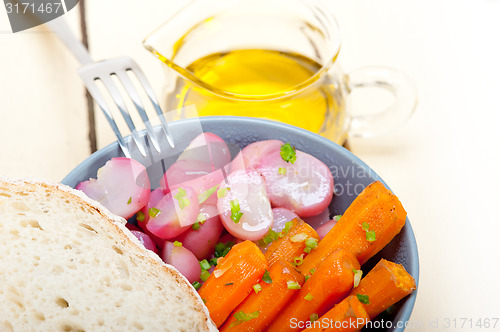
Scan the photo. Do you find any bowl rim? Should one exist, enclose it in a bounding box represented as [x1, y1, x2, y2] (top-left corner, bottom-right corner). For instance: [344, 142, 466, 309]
[62, 116, 419, 331]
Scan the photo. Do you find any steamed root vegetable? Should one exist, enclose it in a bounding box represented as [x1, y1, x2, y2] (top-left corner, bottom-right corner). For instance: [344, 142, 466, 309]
[303, 295, 370, 332]
[162, 241, 201, 283]
[264, 218, 319, 267]
[217, 170, 273, 241]
[177, 133, 232, 169]
[267, 249, 360, 332]
[198, 241, 268, 327]
[230, 140, 284, 173]
[160, 159, 224, 206]
[259, 150, 334, 217]
[303, 208, 330, 229]
[271, 208, 299, 233]
[174, 205, 224, 260]
[220, 260, 304, 331]
[146, 186, 200, 239]
[130, 230, 158, 253]
[299, 181, 407, 275]
[349, 259, 416, 319]
[76, 157, 150, 219]
[316, 217, 340, 239]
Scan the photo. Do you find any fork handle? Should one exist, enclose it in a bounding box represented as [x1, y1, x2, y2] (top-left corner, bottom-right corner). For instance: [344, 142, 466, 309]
[46, 17, 93, 65]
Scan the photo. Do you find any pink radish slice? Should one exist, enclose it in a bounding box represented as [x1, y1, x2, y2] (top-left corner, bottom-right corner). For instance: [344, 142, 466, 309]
[230, 140, 283, 173]
[217, 170, 273, 241]
[130, 230, 158, 253]
[271, 208, 299, 233]
[316, 218, 339, 239]
[177, 133, 232, 170]
[146, 186, 200, 239]
[138, 188, 166, 224]
[160, 159, 224, 206]
[162, 242, 201, 283]
[174, 205, 224, 260]
[76, 157, 150, 219]
[259, 150, 334, 217]
[303, 208, 330, 229]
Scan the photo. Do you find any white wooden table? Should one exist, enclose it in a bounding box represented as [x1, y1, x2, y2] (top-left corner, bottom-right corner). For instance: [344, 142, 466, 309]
[1, 0, 499, 330]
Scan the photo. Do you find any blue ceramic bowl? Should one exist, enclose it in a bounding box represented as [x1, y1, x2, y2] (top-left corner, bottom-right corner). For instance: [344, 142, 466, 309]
[62, 117, 419, 331]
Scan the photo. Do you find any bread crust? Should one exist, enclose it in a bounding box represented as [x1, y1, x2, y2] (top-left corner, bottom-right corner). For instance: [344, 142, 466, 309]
[0, 177, 218, 332]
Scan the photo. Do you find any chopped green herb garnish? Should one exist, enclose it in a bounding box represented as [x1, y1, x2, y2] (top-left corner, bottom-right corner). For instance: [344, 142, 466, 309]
[253, 284, 262, 294]
[173, 241, 182, 247]
[198, 184, 218, 204]
[290, 232, 308, 243]
[362, 222, 370, 231]
[202, 298, 206, 304]
[262, 270, 273, 284]
[174, 188, 190, 209]
[197, 213, 207, 224]
[260, 229, 279, 246]
[366, 230, 376, 242]
[280, 143, 297, 164]
[192, 281, 201, 290]
[192, 222, 201, 230]
[209, 258, 218, 266]
[214, 241, 234, 258]
[310, 313, 319, 322]
[304, 293, 314, 301]
[305, 275, 311, 282]
[287, 281, 301, 289]
[333, 215, 342, 221]
[353, 269, 363, 287]
[292, 254, 304, 267]
[217, 187, 230, 198]
[127, 197, 132, 205]
[310, 269, 316, 275]
[304, 237, 318, 253]
[200, 259, 211, 270]
[230, 199, 243, 223]
[225, 282, 234, 286]
[279, 221, 294, 237]
[230, 311, 260, 327]
[356, 294, 370, 304]
[200, 270, 210, 282]
[148, 207, 161, 218]
[278, 167, 287, 175]
[136, 211, 145, 222]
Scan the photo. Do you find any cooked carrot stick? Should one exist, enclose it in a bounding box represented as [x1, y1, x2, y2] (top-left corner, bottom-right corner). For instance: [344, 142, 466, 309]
[265, 218, 319, 266]
[198, 240, 268, 327]
[299, 181, 406, 275]
[267, 249, 360, 332]
[349, 259, 416, 319]
[303, 296, 370, 332]
[220, 260, 304, 331]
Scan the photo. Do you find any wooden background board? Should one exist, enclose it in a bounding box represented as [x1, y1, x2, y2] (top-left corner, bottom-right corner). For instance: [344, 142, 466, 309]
[1, 0, 500, 330]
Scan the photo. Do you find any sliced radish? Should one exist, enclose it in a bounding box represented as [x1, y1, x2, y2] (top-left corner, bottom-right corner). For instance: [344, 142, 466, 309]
[160, 159, 224, 206]
[162, 242, 201, 283]
[76, 157, 150, 219]
[303, 208, 330, 229]
[316, 218, 339, 239]
[174, 205, 224, 260]
[146, 186, 200, 239]
[217, 170, 273, 241]
[130, 230, 158, 253]
[259, 150, 334, 217]
[177, 133, 232, 170]
[230, 140, 283, 173]
[271, 208, 299, 233]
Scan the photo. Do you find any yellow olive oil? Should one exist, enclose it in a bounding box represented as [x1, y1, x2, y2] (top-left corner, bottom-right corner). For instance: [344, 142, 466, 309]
[166, 49, 343, 135]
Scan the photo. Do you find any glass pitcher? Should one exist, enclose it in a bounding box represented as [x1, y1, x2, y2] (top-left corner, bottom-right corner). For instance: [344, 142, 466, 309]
[143, 0, 416, 145]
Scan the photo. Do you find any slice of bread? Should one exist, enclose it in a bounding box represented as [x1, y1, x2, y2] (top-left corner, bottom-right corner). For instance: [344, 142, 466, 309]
[0, 178, 217, 332]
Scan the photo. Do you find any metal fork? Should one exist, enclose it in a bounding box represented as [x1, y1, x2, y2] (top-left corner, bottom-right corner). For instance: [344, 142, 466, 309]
[46, 17, 175, 157]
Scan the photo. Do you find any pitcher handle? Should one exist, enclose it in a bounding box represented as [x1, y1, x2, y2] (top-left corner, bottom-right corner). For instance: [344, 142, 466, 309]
[346, 66, 417, 138]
